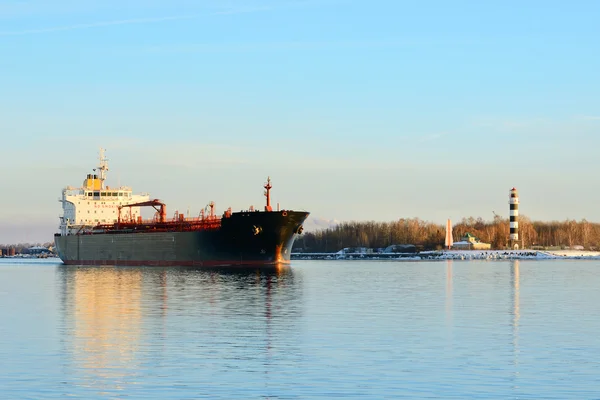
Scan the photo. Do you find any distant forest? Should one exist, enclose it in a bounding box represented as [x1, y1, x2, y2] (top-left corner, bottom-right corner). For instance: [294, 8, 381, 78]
[293, 216, 600, 252]
[3, 217, 600, 253]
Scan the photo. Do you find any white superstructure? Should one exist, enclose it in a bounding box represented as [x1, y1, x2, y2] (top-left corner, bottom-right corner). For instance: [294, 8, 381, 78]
[58, 148, 150, 235]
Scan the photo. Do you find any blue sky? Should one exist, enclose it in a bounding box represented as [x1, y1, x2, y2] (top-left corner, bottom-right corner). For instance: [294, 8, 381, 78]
[1, 0, 599, 243]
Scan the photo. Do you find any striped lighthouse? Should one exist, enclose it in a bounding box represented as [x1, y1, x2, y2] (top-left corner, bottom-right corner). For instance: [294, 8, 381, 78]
[509, 188, 519, 249]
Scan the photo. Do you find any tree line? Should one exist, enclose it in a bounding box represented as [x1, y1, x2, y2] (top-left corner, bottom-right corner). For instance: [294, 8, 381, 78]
[294, 216, 600, 252]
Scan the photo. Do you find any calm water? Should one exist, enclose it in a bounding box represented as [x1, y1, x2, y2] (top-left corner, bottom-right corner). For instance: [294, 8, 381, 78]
[1, 258, 600, 399]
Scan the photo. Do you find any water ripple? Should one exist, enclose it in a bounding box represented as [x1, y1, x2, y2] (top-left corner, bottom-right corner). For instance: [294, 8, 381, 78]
[1, 259, 600, 398]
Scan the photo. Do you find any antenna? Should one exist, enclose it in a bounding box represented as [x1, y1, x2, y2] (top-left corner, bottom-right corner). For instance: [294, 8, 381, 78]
[98, 147, 109, 189]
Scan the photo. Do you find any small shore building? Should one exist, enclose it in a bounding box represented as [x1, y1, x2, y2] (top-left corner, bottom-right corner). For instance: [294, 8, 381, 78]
[452, 233, 491, 250]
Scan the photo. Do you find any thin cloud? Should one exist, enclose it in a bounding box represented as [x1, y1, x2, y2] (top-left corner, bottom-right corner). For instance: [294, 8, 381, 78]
[145, 39, 422, 54]
[0, 15, 197, 36]
[579, 116, 600, 121]
[0, 6, 270, 36]
[212, 6, 271, 15]
[303, 216, 340, 232]
[420, 132, 448, 142]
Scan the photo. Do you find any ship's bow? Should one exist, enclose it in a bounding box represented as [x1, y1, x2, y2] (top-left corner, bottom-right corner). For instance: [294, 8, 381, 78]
[219, 210, 309, 265]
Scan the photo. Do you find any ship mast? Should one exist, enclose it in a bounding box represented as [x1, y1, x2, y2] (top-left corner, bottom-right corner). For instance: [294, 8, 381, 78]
[264, 177, 273, 212]
[98, 147, 109, 189]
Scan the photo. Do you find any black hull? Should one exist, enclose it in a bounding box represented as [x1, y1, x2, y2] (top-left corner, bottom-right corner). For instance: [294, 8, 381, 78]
[54, 211, 309, 267]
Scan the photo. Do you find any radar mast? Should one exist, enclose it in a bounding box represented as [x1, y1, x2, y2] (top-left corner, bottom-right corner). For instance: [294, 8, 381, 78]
[98, 148, 109, 189]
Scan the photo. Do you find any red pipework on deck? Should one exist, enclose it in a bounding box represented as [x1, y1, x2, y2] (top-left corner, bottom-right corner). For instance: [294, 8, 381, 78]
[93, 198, 224, 234]
[264, 177, 273, 211]
[118, 199, 167, 223]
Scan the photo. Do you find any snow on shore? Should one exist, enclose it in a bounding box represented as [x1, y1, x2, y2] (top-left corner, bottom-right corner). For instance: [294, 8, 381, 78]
[417, 249, 600, 260]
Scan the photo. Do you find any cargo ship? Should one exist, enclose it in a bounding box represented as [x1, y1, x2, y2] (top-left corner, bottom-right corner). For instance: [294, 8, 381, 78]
[54, 149, 309, 267]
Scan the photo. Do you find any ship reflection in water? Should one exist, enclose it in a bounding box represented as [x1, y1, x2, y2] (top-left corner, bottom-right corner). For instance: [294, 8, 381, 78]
[58, 265, 301, 395]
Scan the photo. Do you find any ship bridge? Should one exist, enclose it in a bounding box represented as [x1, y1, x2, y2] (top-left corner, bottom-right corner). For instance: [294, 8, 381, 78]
[58, 149, 150, 235]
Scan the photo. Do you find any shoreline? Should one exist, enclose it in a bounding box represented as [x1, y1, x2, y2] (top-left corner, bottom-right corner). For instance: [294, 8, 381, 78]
[292, 249, 600, 261]
[3, 251, 600, 266]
